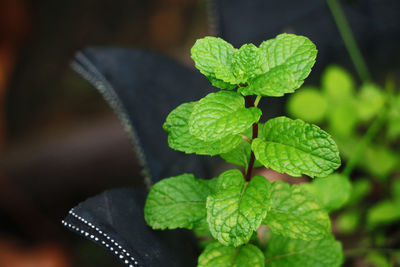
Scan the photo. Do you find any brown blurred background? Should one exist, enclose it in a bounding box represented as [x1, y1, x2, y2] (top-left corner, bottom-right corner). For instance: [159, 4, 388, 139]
[0, 0, 210, 266]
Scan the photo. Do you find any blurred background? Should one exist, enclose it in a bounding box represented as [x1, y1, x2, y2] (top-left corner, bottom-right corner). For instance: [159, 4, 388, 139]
[0, 0, 208, 266]
[0, 0, 399, 266]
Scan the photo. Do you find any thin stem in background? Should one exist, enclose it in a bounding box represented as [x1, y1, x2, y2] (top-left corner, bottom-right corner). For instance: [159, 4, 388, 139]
[327, 0, 384, 177]
[344, 247, 397, 257]
[342, 110, 386, 177]
[327, 0, 371, 83]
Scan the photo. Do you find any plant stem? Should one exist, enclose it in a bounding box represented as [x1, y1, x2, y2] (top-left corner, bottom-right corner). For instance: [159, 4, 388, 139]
[230, 247, 240, 265]
[239, 133, 251, 143]
[327, 0, 371, 83]
[254, 95, 262, 107]
[245, 96, 259, 181]
[342, 110, 386, 177]
[245, 125, 258, 181]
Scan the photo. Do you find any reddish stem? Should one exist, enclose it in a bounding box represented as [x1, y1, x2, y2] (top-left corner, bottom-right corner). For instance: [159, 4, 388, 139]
[245, 96, 258, 181]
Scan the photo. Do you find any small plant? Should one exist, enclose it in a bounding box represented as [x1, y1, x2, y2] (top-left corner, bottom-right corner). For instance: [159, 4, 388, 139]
[144, 34, 343, 266]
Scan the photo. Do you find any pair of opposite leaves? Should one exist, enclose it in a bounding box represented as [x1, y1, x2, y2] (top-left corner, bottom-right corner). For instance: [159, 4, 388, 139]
[144, 170, 344, 267]
[164, 34, 340, 179]
[190, 33, 317, 96]
[145, 170, 332, 246]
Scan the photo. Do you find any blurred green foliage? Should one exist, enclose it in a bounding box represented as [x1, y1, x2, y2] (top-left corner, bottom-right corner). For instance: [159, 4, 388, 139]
[302, 174, 352, 213]
[288, 65, 400, 180]
[287, 65, 400, 266]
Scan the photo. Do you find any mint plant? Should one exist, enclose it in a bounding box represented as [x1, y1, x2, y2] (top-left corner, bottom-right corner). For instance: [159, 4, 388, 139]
[144, 33, 344, 266]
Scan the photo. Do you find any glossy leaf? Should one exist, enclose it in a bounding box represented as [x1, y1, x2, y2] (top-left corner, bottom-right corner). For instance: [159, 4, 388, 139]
[206, 75, 237, 90]
[189, 91, 261, 141]
[265, 234, 343, 267]
[232, 43, 266, 84]
[239, 34, 317, 96]
[163, 102, 242, 155]
[206, 170, 271, 247]
[219, 127, 262, 167]
[144, 174, 216, 230]
[252, 116, 341, 178]
[263, 182, 331, 240]
[191, 37, 237, 86]
[198, 242, 264, 267]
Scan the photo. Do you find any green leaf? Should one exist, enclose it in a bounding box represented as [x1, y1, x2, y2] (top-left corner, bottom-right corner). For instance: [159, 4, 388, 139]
[365, 252, 391, 267]
[232, 43, 266, 84]
[356, 83, 385, 122]
[332, 135, 357, 161]
[191, 36, 237, 85]
[240, 65, 301, 96]
[189, 176, 219, 233]
[219, 127, 262, 167]
[360, 145, 399, 180]
[366, 200, 400, 229]
[302, 174, 352, 213]
[392, 180, 400, 204]
[163, 102, 242, 155]
[219, 138, 253, 167]
[287, 86, 328, 123]
[322, 65, 355, 101]
[327, 102, 358, 137]
[336, 210, 361, 234]
[347, 179, 371, 205]
[198, 242, 265, 267]
[252, 116, 341, 178]
[206, 169, 271, 247]
[144, 174, 216, 230]
[189, 91, 261, 141]
[239, 33, 317, 97]
[263, 182, 331, 240]
[387, 94, 400, 140]
[265, 234, 343, 267]
[206, 75, 237, 90]
[317, 65, 357, 138]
